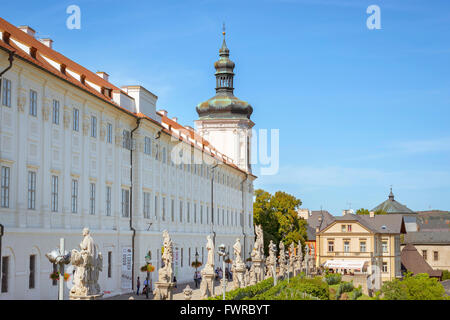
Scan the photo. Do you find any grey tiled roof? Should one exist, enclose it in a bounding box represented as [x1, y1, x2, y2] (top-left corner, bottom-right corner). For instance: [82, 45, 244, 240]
[305, 210, 336, 241]
[328, 214, 405, 234]
[401, 244, 442, 277]
[404, 231, 450, 245]
[371, 189, 414, 214]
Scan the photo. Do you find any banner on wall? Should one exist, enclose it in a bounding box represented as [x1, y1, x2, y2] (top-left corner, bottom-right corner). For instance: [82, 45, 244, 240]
[121, 247, 132, 289]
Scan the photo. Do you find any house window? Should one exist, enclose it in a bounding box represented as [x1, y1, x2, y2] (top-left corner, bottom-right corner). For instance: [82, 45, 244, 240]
[422, 250, 427, 261]
[122, 130, 131, 150]
[187, 202, 190, 223]
[360, 241, 366, 252]
[344, 241, 350, 253]
[433, 251, 439, 261]
[222, 209, 225, 225]
[144, 137, 152, 155]
[328, 241, 334, 252]
[154, 195, 158, 219]
[382, 241, 388, 253]
[171, 199, 174, 222]
[121, 189, 129, 217]
[51, 175, 58, 212]
[179, 201, 183, 222]
[194, 203, 197, 223]
[91, 116, 97, 138]
[2, 78, 11, 107]
[1, 256, 9, 292]
[28, 171, 36, 210]
[73, 108, 79, 131]
[341, 225, 346, 232]
[200, 206, 203, 224]
[106, 186, 112, 216]
[52, 100, 60, 124]
[143, 192, 151, 219]
[181, 248, 184, 267]
[107, 123, 113, 143]
[29, 90, 37, 116]
[162, 197, 166, 221]
[382, 262, 388, 273]
[29, 254, 36, 289]
[108, 252, 112, 278]
[206, 207, 209, 224]
[155, 144, 159, 160]
[89, 183, 96, 215]
[71, 179, 78, 213]
[1, 166, 10, 208]
[347, 225, 352, 232]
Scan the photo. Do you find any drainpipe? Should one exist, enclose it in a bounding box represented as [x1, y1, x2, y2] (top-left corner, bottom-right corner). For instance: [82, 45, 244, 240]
[241, 173, 248, 261]
[130, 117, 142, 291]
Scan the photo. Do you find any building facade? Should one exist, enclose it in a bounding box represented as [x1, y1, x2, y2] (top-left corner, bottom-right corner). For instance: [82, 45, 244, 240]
[0, 18, 255, 299]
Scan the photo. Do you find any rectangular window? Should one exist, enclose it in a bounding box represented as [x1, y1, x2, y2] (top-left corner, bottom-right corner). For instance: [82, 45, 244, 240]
[108, 252, 112, 278]
[382, 262, 388, 273]
[194, 203, 197, 223]
[1, 256, 8, 293]
[200, 206, 203, 224]
[71, 179, 78, 213]
[73, 108, 79, 131]
[171, 199, 174, 222]
[187, 202, 190, 223]
[1, 166, 10, 208]
[347, 225, 352, 232]
[344, 241, 350, 253]
[181, 248, 184, 267]
[382, 241, 388, 253]
[122, 189, 130, 217]
[29, 90, 37, 116]
[52, 100, 60, 124]
[51, 175, 58, 212]
[107, 123, 113, 143]
[154, 195, 158, 219]
[123, 130, 131, 150]
[422, 250, 427, 261]
[162, 196, 166, 221]
[91, 116, 97, 138]
[29, 255, 36, 289]
[143, 192, 150, 219]
[360, 241, 366, 252]
[341, 225, 346, 232]
[433, 251, 439, 261]
[28, 171, 36, 210]
[180, 201, 183, 222]
[222, 209, 225, 225]
[2, 78, 11, 107]
[144, 137, 152, 155]
[106, 186, 112, 216]
[328, 241, 334, 252]
[89, 183, 96, 215]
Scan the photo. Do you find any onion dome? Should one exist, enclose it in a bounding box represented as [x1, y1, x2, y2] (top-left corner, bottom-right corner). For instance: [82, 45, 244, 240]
[196, 27, 253, 120]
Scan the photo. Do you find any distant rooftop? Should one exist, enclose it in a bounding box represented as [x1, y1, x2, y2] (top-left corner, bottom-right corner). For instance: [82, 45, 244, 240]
[371, 188, 415, 214]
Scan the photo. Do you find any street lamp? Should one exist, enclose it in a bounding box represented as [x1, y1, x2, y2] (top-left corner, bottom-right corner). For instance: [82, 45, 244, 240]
[217, 244, 228, 300]
[144, 252, 152, 297]
[45, 238, 71, 300]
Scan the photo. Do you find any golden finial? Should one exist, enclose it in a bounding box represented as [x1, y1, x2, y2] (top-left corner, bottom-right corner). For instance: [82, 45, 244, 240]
[222, 22, 226, 36]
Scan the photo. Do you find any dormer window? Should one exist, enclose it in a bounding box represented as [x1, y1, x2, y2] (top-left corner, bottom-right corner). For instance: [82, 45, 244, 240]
[80, 75, 86, 85]
[30, 47, 37, 59]
[60, 64, 66, 74]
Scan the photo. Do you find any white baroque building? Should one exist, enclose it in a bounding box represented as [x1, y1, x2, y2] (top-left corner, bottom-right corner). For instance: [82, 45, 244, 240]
[0, 18, 256, 299]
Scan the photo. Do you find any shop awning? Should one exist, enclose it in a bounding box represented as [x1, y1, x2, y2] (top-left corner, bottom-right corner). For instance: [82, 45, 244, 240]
[323, 259, 367, 270]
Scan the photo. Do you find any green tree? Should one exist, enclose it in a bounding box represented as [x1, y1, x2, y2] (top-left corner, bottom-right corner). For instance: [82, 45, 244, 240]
[253, 189, 307, 255]
[356, 208, 387, 215]
[381, 272, 447, 300]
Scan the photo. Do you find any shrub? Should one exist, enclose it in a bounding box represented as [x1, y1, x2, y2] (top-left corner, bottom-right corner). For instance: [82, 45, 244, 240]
[381, 272, 447, 300]
[350, 286, 363, 300]
[442, 270, 450, 281]
[325, 273, 342, 285]
[336, 281, 354, 299]
[208, 277, 274, 300]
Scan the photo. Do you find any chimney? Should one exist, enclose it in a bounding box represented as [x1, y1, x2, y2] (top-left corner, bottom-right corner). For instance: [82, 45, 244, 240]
[172, 117, 178, 123]
[369, 211, 375, 218]
[18, 26, 36, 37]
[96, 71, 109, 82]
[158, 110, 168, 117]
[39, 38, 53, 49]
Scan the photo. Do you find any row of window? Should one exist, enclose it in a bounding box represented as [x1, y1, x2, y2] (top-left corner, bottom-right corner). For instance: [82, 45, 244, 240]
[422, 250, 440, 262]
[1, 166, 246, 225]
[327, 240, 389, 253]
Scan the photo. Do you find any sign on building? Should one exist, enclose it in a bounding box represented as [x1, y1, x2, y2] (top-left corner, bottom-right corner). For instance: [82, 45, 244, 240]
[121, 247, 132, 289]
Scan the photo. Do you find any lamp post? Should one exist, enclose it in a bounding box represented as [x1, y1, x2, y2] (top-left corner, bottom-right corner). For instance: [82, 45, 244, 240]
[45, 238, 71, 300]
[217, 244, 228, 300]
[194, 250, 199, 288]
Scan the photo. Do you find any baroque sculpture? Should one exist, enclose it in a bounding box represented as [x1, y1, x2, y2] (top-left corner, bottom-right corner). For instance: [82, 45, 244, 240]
[69, 228, 103, 299]
[154, 230, 175, 300]
[200, 235, 215, 299]
[232, 238, 246, 289]
[278, 241, 286, 279]
[265, 240, 277, 279]
[250, 225, 265, 282]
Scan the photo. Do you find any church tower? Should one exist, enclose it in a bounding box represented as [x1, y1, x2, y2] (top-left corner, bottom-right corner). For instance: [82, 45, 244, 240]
[195, 27, 254, 173]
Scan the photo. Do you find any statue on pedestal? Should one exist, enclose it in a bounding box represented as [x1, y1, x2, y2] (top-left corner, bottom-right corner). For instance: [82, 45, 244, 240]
[295, 240, 303, 276]
[200, 235, 215, 299]
[154, 230, 175, 300]
[70, 228, 103, 299]
[278, 241, 286, 279]
[289, 242, 295, 275]
[232, 238, 245, 289]
[265, 240, 277, 279]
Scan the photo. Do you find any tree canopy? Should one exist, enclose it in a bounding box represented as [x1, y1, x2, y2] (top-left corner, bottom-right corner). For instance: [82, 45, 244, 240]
[253, 189, 308, 255]
[356, 208, 387, 215]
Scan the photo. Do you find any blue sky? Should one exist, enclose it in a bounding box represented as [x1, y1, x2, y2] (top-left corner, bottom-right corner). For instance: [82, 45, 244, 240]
[3, 0, 450, 215]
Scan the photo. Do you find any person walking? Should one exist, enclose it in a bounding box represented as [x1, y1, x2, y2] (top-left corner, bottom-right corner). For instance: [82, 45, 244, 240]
[136, 276, 141, 295]
[143, 277, 149, 299]
[194, 271, 198, 288]
[173, 276, 177, 288]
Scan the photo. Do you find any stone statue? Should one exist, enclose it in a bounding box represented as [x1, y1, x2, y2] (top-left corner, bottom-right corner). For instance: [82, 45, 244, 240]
[265, 240, 277, 279]
[249, 264, 257, 286]
[70, 228, 103, 299]
[278, 241, 286, 279]
[304, 244, 310, 276]
[289, 242, 295, 274]
[232, 238, 246, 289]
[310, 245, 315, 273]
[251, 225, 264, 261]
[183, 285, 193, 300]
[244, 268, 250, 286]
[295, 240, 303, 275]
[200, 234, 216, 299]
[158, 230, 173, 283]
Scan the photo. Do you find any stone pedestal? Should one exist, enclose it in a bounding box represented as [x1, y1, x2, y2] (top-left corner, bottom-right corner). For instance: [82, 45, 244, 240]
[200, 273, 215, 299]
[232, 264, 246, 289]
[153, 282, 175, 300]
[252, 259, 265, 283]
[70, 293, 103, 300]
